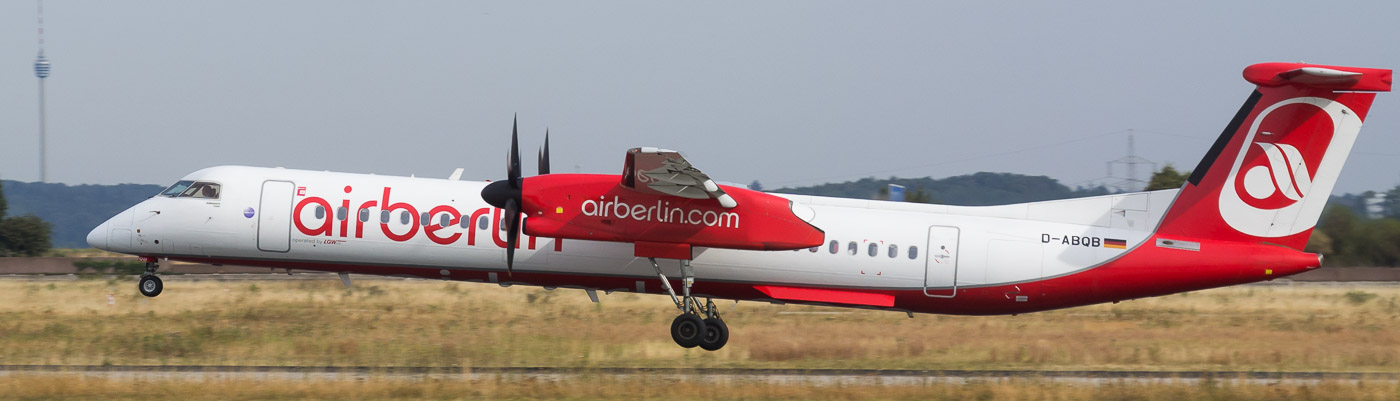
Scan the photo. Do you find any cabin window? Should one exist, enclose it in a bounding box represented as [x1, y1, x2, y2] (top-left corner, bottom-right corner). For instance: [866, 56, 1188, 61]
[336, 207, 347, 221]
[358, 208, 370, 222]
[460, 217, 470, 229]
[479, 215, 489, 230]
[828, 240, 839, 254]
[888, 244, 898, 258]
[439, 214, 450, 228]
[420, 212, 431, 227]
[809, 246, 818, 253]
[314, 206, 325, 220]
[847, 241, 858, 255]
[380, 210, 391, 224]
[868, 243, 878, 257]
[908, 246, 918, 260]
[400, 211, 411, 225]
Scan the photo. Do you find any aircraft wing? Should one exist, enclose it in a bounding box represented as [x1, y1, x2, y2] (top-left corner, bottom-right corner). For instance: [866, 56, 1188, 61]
[622, 147, 738, 208]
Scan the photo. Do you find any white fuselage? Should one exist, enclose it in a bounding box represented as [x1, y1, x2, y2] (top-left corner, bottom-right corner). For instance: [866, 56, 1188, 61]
[89, 166, 1173, 313]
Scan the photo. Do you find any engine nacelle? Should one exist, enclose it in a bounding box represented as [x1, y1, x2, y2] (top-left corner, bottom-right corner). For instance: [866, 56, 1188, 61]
[519, 174, 824, 255]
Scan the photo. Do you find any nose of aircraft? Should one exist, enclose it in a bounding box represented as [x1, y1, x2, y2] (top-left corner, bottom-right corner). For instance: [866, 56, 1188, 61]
[86, 222, 109, 251]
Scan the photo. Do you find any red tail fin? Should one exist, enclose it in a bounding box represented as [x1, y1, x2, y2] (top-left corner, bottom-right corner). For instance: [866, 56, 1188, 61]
[1156, 63, 1392, 250]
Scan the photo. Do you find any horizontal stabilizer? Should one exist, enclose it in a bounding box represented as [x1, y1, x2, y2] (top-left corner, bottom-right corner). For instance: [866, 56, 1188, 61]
[1244, 63, 1392, 91]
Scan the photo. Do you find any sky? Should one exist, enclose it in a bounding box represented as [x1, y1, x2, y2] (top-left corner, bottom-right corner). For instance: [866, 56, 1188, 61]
[2, 1, 1399, 195]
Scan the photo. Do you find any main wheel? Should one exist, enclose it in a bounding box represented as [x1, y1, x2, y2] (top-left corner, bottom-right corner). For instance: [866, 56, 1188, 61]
[670, 314, 707, 348]
[699, 317, 729, 351]
[138, 275, 163, 297]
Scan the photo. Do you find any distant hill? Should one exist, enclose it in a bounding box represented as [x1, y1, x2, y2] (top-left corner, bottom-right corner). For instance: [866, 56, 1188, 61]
[3, 180, 164, 248]
[776, 172, 1112, 205]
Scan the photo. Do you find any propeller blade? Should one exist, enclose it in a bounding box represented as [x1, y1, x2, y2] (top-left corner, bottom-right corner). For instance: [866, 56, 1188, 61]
[509, 116, 521, 187]
[538, 129, 550, 175]
[504, 198, 521, 276]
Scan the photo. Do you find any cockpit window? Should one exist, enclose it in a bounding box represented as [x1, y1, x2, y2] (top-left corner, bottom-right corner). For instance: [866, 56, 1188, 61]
[160, 181, 194, 197]
[161, 181, 221, 200]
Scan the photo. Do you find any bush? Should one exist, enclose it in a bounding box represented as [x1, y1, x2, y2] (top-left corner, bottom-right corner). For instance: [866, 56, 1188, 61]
[0, 215, 53, 257]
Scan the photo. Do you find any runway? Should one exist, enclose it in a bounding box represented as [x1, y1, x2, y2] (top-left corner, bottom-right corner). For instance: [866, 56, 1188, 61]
[2, 365, 1396, 386]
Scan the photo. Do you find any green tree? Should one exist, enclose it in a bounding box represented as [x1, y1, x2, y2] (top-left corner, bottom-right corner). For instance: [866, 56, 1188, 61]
[0, 178, 7, 218]
[1363, 219, 1400, 266]
[1382, 185, 1400, 219]
[0, 215, 53, 257]
[1144, 164, 1190, 191]
[1316, 206, 1362, 265]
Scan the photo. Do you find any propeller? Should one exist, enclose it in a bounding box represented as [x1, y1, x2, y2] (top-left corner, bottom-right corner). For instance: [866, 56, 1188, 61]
[480, 116, 552, 276]
[538, 130, 550, 175]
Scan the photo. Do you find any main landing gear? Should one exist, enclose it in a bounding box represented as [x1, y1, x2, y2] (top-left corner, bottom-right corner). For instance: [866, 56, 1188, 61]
[650, 258, 729, 351]
[138, 261, 163, 298]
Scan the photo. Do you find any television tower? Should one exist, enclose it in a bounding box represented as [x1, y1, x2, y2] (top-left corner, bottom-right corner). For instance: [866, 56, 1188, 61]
[34, 0, 51, 183]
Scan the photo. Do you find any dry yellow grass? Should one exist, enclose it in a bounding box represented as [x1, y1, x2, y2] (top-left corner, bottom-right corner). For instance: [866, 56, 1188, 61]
[1, 375, 1397, 400]
[0, 277, 1397, 371]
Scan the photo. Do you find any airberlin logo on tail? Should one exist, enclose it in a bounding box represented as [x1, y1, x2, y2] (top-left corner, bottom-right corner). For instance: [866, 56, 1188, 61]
[1236, 141, 1313, 209]
[1218, 96, 1362, 237]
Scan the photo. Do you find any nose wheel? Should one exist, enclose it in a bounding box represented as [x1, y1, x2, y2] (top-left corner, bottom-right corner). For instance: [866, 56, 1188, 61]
[651, 258, 729, 351]
[138, 262, 163, 297]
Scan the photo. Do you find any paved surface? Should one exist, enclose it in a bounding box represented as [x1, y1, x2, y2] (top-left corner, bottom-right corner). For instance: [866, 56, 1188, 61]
[1, 365, 1395, 385]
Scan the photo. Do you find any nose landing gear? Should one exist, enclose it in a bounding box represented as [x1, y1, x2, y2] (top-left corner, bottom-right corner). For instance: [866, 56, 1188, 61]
[651, 258, 729, 351]
[138, 261, 163, 297]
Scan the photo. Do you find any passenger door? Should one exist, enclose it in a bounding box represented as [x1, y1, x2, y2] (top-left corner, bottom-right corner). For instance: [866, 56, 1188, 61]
[923, 226, 960, 298]
[257, 181, 295, 252]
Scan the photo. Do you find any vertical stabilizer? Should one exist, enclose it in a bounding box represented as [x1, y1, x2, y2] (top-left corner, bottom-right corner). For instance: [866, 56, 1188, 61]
[1156, 63, 1391, 250]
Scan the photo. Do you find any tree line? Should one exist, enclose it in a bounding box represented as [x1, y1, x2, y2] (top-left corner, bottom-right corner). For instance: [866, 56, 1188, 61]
[0, 180, 54, 256]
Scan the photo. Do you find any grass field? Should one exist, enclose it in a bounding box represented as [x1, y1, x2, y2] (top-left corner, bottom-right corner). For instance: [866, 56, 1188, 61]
[1, 276, 1396, 372]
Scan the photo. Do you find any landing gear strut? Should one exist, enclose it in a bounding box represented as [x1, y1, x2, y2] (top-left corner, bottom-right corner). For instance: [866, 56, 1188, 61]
[651, 258, 729, 351]
[138, 261, 163, 298]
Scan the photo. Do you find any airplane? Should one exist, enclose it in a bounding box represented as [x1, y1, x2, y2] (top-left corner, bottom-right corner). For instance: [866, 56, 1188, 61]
[87, 62, 1391, 351]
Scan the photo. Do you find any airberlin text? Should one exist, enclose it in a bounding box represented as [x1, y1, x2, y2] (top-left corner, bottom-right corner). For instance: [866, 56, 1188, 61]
[1042, 234, 1102, 247]
[291, 186, 559, 251]
[581, 196, 739, 228]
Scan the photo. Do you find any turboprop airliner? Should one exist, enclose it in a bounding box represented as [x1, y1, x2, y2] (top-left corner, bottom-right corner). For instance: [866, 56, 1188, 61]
[88, 63, 1391, 351]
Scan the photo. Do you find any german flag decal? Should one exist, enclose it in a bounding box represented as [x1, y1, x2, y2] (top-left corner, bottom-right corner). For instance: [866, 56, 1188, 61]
[1104, 238, 1127, 249]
